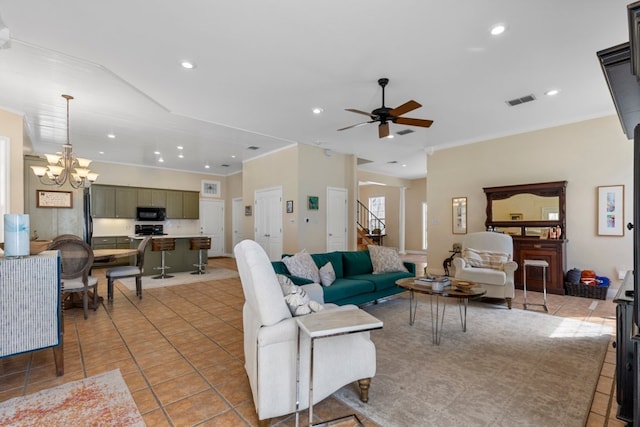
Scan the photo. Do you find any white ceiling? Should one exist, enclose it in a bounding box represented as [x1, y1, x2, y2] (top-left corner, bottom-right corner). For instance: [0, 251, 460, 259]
[0, 1, 632, 180]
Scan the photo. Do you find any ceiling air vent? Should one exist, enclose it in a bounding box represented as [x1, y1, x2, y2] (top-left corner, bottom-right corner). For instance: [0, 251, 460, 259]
[396, 129, 414, 136]
[506, 94, 536, 107]
[221, 164, 229, 167]
[247, 146, 260, 150]
[387, 160, 398, 164]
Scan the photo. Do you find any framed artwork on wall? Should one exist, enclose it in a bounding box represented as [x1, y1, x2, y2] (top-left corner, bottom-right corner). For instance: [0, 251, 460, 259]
[245, 205, 252, 216]
[36, 190, 73, 208]
[452, 197, 467, 234]
[597, 185, 624, 236]
[286, 200, 294, 213]
[201, 180, 220, 198]
[307, 196, 319, 210]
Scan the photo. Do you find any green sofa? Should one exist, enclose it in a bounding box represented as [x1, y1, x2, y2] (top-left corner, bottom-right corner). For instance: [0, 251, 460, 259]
[272, 250, 416, 306]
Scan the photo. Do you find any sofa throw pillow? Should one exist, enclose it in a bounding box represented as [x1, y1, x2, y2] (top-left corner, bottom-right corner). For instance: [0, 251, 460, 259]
[282, 251, 320, 283]
[318, 262, 336, 287]
[463, 248, 510, 270]
[368, 245, 408, 274]
[277, 274, 323, 316]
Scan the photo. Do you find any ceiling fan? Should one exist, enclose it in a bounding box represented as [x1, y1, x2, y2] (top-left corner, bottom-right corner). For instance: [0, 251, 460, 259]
[338, 78, 434, 138]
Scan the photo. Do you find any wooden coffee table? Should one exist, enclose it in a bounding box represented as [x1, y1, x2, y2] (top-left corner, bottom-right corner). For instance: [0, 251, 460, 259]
[396, 278, 486, 344]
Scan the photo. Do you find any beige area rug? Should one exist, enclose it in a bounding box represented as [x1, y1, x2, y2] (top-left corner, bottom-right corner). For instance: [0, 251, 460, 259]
[119, 268, 239, 291]
[334, 296, 611, 427]
[0, 369, 144, 426]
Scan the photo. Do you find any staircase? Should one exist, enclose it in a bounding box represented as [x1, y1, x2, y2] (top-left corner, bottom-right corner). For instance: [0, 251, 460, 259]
[357, 200, 385, 250]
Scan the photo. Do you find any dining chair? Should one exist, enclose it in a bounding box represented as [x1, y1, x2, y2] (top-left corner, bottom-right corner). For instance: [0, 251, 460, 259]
[48, 238, 98, 319]
[106, 236, 152, 302]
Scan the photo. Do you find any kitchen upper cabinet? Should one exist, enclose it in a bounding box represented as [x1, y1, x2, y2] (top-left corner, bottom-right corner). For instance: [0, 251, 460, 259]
[166, 190, 183, 219]
[115, 187, 137, 218]
[91, 185, 115, 218]
[92, 185, 198, 219]
[182, 191, 200, 219]
[137, 188, 166, 207]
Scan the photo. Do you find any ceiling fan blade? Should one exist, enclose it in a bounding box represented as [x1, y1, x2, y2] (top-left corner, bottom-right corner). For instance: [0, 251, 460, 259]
[337, 121, 373, 131]
[345, 108, 375, 118]
[394, 117, 434, 128]
[378, 122, 390, 138]
[389, 100, 422, 117]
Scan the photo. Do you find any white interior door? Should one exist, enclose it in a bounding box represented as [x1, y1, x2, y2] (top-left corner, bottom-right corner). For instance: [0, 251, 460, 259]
[232, 197, 243, 252]
[254, 187, 283, 260]
[200, 199, 224, 256]
[327, 187, 348, 251]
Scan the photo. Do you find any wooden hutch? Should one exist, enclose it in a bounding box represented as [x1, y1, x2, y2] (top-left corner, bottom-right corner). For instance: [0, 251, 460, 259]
[484, 181, 567, 295]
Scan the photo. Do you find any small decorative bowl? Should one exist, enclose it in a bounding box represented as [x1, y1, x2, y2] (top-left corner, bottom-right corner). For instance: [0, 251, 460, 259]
[454, 281, 475, 291]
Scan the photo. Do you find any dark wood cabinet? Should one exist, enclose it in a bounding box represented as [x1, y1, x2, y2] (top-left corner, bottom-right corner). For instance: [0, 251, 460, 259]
[513, 238, 567, 295]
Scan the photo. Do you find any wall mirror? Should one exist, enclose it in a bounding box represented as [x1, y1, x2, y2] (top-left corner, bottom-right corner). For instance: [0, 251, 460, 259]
[484, 181, 567, 238]
[452, 197, 467, 234]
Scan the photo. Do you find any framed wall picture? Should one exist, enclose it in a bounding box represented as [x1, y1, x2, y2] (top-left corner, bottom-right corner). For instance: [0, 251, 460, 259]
[597, 185, 624, 236]
[307, 196, 319, 210]
[286, 200, 294, 213]
[452, 197, 467, 234]
[509, 213, 523, 221]
[245, 205, 252, 216]
[201, 180, 220, 198]
[36, 190, 73, 208]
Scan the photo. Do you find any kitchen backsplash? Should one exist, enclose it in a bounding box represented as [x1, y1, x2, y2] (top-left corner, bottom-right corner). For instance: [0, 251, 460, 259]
[93, 218, 201, 236]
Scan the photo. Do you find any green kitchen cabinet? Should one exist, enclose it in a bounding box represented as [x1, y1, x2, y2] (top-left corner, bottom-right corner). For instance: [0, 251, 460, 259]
[165, 190, 183, 219]
[182, 191, 200, 219]
[91, 185, 115, 218]
[115, 187, 137, 218]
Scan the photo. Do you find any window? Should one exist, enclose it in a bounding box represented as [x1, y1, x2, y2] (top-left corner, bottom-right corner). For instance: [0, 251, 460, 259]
[368, 196, 385, 232]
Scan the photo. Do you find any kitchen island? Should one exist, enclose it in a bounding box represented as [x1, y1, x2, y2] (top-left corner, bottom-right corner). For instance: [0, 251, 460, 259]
[130, 235, 210, 276]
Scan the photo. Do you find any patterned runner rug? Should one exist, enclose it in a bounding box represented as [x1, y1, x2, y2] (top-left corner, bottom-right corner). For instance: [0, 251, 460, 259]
[0, 369, 144, 426]
[334, 295, 611, 426]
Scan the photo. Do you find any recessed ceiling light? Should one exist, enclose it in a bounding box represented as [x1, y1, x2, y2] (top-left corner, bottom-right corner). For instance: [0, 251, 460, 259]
[386, 135, 394, 139]
[158, 157, 164, 163]
[107, 133, 115, 139]
[231, 155, 236, 159]
[178, 154, 184, 159]
[180, 61, 196, 69]
[177, 145, 183, 150]
[154, 151, 161, 155]
[490, 23, 506, 36]
[99, 151, 104, 155]
[402, 164, 407, 167]
[312, 107, 323, 114]
[545, 89, 560, 96]
[205, 164, 210, 169]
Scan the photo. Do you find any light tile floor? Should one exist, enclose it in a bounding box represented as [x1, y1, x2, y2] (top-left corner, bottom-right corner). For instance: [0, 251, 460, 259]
[0, 256, 625, 426]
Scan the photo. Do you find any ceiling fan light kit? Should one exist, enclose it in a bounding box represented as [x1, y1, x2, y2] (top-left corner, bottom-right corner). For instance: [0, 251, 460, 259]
[338, 77, 434, 138]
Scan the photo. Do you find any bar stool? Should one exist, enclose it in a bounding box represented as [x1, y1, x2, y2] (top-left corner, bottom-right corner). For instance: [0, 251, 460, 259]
[152, 238, 176, 279]
[190, 236, 211, 275]
[523, 259, 549, 312]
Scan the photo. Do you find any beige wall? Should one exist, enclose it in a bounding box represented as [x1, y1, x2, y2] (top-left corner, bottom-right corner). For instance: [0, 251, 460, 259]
[224, 172, 243, 253]
[427, 115, 634, 283]
[405, 178, 426, 252]
[242, 144, 357, 254]
[1, 109, 25, 213]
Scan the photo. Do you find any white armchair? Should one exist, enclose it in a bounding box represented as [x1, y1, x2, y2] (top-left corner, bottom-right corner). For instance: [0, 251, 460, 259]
[234, 239, 377, 424]
[452, 232, 518, 309]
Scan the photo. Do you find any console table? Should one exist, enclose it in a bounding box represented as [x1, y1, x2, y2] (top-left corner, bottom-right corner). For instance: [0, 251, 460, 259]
[0, 250, 63, 375]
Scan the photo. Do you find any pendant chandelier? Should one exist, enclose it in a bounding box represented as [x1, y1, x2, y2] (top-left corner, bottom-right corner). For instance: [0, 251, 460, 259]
[31, 94, 98, 189]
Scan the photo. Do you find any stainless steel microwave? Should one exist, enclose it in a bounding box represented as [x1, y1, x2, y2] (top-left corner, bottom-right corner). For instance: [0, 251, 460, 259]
[136, 206, 166, 221]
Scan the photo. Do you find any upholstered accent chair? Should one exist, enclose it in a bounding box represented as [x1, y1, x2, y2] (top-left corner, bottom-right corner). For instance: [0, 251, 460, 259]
[452, 231, 518, 309]
[234, 239, 377, 424]
[106, 236, 152, 301]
